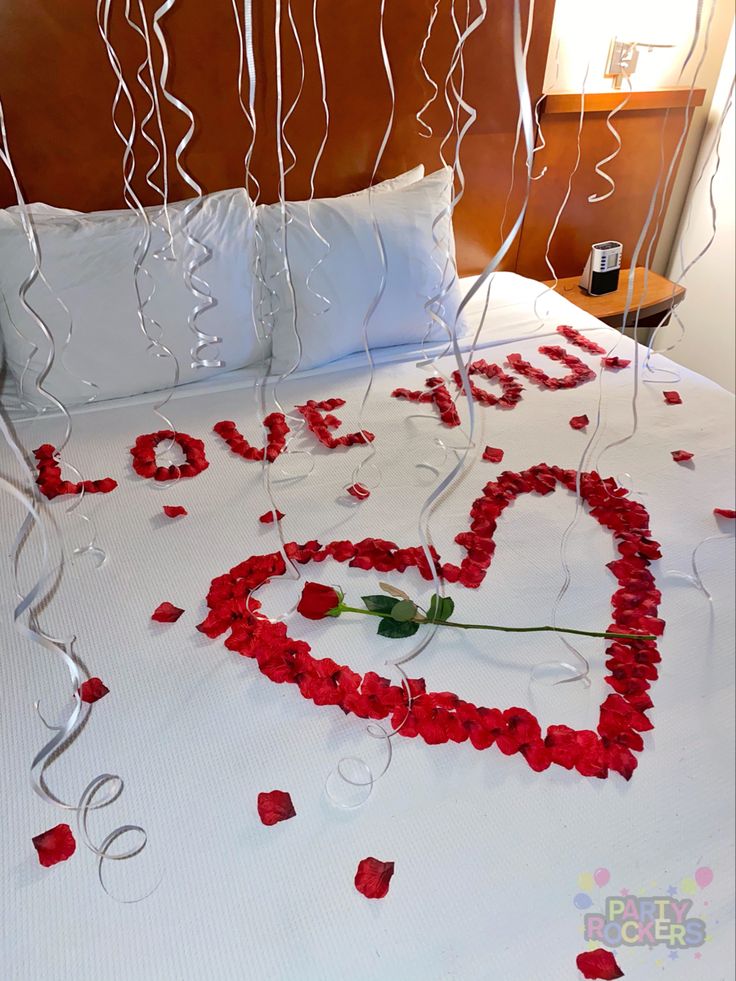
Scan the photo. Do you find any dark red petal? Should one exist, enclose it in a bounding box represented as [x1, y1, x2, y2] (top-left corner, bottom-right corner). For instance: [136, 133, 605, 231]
[482, 446, 504, 463]
[576, 949, 624, 979]
[151, 602, 185, 623]
[347, 483, 371, 500]
[671, 451, 693, 463]
[257, 790, 296, 826]
[163, 505, 188, 518]
[32, 823, 76, 867]
[259, 509, 285, 523]
[354, 857, 395, 899]
[570, 414, 590, 430]
[601, 357, 631, 369]
[663, 390, 682, 405]
[714, 508, 736, 519]
[78, 677, 109, 704]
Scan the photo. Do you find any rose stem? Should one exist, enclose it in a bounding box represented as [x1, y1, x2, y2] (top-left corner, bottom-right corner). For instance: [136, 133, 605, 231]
[336, 606, 655, 642]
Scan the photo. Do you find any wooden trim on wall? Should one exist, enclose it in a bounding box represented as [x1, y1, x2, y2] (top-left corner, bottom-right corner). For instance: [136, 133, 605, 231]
[541, 88, 706, 115]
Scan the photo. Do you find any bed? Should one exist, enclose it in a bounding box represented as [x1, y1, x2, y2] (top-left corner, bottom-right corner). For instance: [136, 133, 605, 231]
[1, 271, 733, 980]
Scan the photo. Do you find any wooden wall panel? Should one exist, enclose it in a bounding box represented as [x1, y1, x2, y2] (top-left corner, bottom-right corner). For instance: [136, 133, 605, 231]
[0, 0, 555, 276]
[515, 95, 704, 281]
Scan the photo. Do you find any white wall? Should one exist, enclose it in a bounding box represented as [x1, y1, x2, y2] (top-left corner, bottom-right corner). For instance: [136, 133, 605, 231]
[544, 0, 714, 93]
[658, 24, 735, 393]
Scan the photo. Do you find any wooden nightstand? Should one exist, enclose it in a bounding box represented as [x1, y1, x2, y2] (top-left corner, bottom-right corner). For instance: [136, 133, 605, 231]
[543, 268, 686, 343]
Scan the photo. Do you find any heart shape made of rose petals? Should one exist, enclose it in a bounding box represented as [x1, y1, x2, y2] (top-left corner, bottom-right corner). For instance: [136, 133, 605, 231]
[198, 463, 662, 781]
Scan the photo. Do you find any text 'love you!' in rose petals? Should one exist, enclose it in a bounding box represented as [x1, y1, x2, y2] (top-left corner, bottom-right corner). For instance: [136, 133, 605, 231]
[354, 857, 395, 899]
[151, 602, 185, 623]
[576, 948, 624, 979]
[78, 677, 109, 703]
[32, 824, 76, 868]
[257, 790, 296, 826]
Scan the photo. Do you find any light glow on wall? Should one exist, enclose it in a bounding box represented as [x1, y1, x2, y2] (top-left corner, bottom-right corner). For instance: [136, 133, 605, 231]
[545, 0, 704, 92]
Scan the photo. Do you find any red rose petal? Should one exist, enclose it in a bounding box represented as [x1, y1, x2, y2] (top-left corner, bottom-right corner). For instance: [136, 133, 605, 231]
[163, 505, 188, 518]
[257, 790, 296, 826]
[258, 790, 296, 826]
[601, 357, 631, 370]
[663, 390, 682, 405]
[32, 823, 76, 868]
[671, 450, 693, 463]
[259, 509, 285, 523]
[576, 948, 624, 979]
[354, 857, 395, 899]
[151, 602, 185, 623]
[347, 483, 371, 500]
[714, 507, 736, 519]
[78, 677, 109, 704]
[482, 446, 504, 463]
[570, 414, 589, 430]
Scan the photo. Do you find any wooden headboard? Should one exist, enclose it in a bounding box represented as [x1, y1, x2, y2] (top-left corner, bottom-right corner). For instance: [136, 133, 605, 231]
[0, 0, 554, 276]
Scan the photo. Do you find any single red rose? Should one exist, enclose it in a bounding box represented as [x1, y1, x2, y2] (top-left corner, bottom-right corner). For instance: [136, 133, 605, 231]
[671, 451, 693, 463]
[151, 602, 185, 623]
[296, 582, 341, 620]
[354, 857, 395, 899]
[601, 357, 631, 369]
[257, 790, 296, 826]
[576, 948, 624, 979]
[163, 505, 188, 518]
[663, 391, 682, 405]
[714, 507, 736, 519]
[482, 446, 504, 463]
[32, 823, 76, 868]
[259, 509, 285, 523]
[347, 483, 371, 500]
[570, 414, 590, 430]
[78, 677, 109, 704]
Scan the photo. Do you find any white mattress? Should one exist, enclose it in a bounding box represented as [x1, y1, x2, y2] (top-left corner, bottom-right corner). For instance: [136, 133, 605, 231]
[1, 273, 734, 980]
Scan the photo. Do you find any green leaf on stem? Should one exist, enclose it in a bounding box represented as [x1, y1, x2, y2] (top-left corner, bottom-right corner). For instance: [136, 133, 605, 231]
[377, 618, 420, 639]
[427, 594, 454, 622]
[362, 595, 398, 615]
[390, 600, 417, 622]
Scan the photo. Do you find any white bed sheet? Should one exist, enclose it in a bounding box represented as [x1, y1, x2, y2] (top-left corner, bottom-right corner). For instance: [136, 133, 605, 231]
[1, 273, 734, 981]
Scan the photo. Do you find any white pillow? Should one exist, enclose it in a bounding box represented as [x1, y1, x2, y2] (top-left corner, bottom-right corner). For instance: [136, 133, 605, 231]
[0, 188, 266, 407]
[258, 166, 465, 373]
